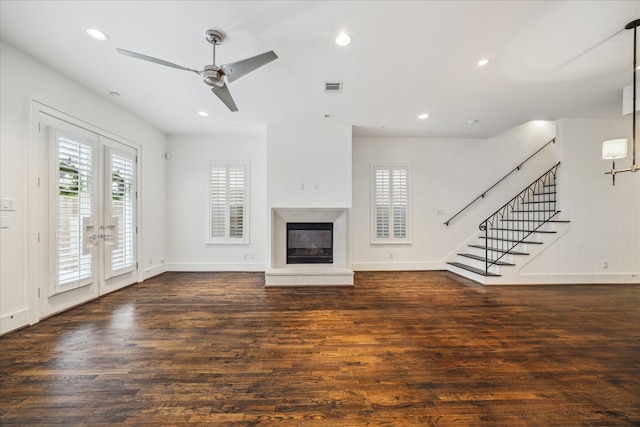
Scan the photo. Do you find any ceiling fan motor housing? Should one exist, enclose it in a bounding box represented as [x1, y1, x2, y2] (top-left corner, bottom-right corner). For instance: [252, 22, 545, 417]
[202, 65, 225, 87]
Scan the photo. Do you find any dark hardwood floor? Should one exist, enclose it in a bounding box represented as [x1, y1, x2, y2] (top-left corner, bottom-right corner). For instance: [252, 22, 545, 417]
[1, 271, 639, 426]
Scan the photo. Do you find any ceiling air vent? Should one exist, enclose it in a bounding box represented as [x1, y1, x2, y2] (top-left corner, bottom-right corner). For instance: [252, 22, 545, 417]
[324, 82, 343, 93]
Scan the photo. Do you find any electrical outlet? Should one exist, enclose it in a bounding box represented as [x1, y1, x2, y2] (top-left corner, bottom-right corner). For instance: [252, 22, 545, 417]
[603, 260, 608, 269]
[389, 253, 394, 259]
[1, 198, 15, 211]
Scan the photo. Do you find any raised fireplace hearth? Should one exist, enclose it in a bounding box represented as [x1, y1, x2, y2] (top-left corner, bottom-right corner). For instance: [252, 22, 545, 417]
[287, 222, 333, 264]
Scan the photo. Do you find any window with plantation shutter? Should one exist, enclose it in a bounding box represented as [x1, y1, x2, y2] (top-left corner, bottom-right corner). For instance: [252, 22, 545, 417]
[208, 162, 249, 244]
[372, 165, 411, 243]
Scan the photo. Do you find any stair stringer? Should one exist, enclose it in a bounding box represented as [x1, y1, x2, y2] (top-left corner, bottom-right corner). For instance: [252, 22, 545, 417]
[445, 216, 571, 285]
[484, 218, 571, 285]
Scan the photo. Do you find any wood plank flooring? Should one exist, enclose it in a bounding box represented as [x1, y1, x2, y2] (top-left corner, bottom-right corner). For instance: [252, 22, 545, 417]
[1, 271, 639, 426]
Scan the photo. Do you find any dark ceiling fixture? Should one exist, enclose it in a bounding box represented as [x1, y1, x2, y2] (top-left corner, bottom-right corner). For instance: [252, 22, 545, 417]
[117, 29, 278, 112]
[603, 18, 640, 185]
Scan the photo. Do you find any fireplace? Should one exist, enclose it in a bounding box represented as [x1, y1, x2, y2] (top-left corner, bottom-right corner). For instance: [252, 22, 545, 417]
[266, 207, 352, 286]
[287, 222, 333, 264]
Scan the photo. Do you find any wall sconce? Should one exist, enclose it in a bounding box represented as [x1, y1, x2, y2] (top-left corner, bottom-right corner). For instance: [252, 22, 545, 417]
[604, 18, 640, 185]
[602, 139, 628, 185]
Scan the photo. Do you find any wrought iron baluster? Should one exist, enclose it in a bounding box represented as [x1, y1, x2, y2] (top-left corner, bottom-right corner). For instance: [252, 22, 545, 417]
[480, 162, 561, 274]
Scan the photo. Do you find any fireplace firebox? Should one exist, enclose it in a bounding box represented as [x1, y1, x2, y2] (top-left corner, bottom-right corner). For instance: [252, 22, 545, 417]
[286, 222, 333, 264]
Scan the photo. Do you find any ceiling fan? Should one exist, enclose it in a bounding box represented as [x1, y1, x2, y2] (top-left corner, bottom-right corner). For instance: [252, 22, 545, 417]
[117, 29, 278, 112]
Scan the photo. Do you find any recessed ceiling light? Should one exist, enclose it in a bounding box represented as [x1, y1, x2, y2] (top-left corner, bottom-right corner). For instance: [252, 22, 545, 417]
[335, 32, 352, 46]
[108, 91, 120, 96]
[324, 113, 334, 118]
[467, 119, 479, 125]
[418, 113, 429, 120]
[198, 111, 209, 117]
[477, 58, 490, 67]
[86, 28, 108, 41]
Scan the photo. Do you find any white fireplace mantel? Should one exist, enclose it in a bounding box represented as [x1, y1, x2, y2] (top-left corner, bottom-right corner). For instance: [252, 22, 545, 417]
[265, 207, 353, 286]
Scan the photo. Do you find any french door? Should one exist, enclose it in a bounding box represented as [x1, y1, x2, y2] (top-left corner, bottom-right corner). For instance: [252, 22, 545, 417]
[36, 111, 138, 318]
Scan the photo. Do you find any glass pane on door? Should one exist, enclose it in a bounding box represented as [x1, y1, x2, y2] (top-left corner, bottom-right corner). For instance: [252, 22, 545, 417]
[105, 147, 136, 278]
[55, 131, 96, 292]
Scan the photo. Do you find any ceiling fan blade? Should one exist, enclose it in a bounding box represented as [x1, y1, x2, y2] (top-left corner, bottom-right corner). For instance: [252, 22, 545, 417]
[117, 48, 200, 75]
[211, 84, 238, 112]
[552, 28, 624, 72]
[221, 50, 278, 83]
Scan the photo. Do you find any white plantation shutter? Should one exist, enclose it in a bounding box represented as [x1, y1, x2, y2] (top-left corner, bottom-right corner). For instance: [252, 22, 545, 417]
[228, 167, 245, 239]
[56, 133, 95, 288]
[373, 165, 410, 242]
[392, 168, 408, 238]
[109, 152, 136, 274]
[209, 162, 249, 243]
[375, 169, 390, 239]
[210, 166, 227, 239]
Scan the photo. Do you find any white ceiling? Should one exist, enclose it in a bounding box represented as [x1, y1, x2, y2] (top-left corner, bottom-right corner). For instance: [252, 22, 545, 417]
[1, 1, 638, 138]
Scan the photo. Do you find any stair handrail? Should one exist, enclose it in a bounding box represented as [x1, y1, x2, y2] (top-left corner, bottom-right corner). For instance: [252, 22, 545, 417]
[479, 162, 561, 274]
[444, 137, 556, 226]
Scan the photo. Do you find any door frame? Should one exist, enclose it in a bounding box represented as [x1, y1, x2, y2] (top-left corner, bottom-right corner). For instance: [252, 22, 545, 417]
[28, 100, 142, 323]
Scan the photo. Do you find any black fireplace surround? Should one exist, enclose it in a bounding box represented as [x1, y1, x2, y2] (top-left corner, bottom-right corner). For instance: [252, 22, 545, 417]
[286, 222, 333, 264]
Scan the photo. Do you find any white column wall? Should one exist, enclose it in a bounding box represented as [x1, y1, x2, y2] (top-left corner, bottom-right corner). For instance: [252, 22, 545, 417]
[0, 41, 167, 334]
[267, 121, 352, 208]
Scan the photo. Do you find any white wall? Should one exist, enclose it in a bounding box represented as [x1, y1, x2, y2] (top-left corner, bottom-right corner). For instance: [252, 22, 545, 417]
[520, 118, 640, 283]
[352, 121, 557, 270]
[267, 121, 352, 208]
[166, 134, 267, 271]
[0, 41, 167, 334]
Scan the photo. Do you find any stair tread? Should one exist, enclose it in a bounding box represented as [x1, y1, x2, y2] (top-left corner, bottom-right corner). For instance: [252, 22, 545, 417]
[480, 236, 543, 244]
[489, 227, 556, 233]
[522, 200, 556, 204]
[511, 209, 557, 213]
[457, 253, 515, 266]
[468, 244, 529, 255]
[447, 262, 501, 277]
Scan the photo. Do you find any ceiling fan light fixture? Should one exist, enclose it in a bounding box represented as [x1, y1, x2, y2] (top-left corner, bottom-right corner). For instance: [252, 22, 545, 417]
[335, 32, 352, 46]
[86, 28, 108, 41]
[202, 65, 225, 88]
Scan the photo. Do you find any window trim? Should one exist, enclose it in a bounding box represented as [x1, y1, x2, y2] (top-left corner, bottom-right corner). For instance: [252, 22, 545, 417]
[206, 161, 250, 245]
[370, 163, 412, 245]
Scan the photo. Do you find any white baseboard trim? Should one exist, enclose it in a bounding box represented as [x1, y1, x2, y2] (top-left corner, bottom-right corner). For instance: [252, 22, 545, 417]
[143, 263, 169, 280]
[1, 308, 30, 336]
[167, 262, 267, 272]
[512, 272, 640, 285]
[352, 261, 443, 271]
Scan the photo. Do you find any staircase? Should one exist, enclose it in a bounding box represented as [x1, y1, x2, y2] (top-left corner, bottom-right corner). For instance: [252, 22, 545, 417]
[447, 162, 569, 285]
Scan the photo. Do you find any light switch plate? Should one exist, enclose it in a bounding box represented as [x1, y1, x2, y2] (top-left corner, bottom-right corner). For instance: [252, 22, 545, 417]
[1, 216, 9, 228]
